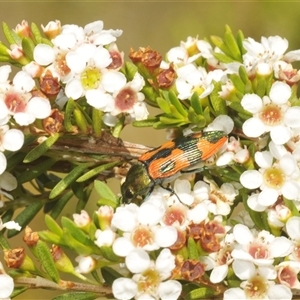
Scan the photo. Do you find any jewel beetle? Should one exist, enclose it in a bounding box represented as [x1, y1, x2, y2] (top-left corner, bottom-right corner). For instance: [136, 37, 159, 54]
[121, 130, 227, 203]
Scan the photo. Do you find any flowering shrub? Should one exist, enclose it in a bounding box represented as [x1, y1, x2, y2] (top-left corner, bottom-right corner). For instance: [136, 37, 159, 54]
[0, 19, 300, 300]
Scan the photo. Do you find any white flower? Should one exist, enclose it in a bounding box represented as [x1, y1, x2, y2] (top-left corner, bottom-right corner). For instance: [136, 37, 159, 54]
[94, 228, 116, 247]
[203, 233, 235, 283]
[231, 224, 292, 266]
[112, 249, 181, 300]
[73, 210, 91, 228]
[175, 64, 227, 100]
[225, 261, 293, 300]
[75, 255, 96, 274]
[112, 202, 177, 254]
[241, 81, 300, 145]
[242, 35, 300, 74]
[192, 179, 238, 216]
[276, 261, 300, 289]
[0, 70, 51, 126]
[241, 150, 300, 211]
[95, 72, 149, 125]
[216, 136, 249, 166]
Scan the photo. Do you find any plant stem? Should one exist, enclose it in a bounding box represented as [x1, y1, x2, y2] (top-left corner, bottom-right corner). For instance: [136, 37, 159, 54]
[15, 276, 112, 295]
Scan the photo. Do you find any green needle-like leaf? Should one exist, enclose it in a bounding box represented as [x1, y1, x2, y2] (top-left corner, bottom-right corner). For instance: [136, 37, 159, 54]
[190, 92, 203, 115]
[132, 118, 158, 127]
[21, 37, 35, 61]
[49, 163, 90, 199]
[76, 161, 120, 182]
[224, 25, 242, 61]
[169, 91, 188, 117]
[92, 108, 103, 137]
[35, 240, 60, 283]
[61, 217, 100, 253]
[187, 237, 199, 260]
[23, 133, 60, 163]
[213, 52, 235, 63]
[50, 190, 74, 220]
[2, 22, 18, 44]
[101, 266, 122, 286]
[62, 229, 95, 255]
[17, 158, 56, 184]
[124, 61, 138, 80]
[73, 108, 89, 134]
[185, 287, 215, 300]
[38, 231, 67, 247]
[52, 292, 99, 300]
[100, 246, 121, 262]
[157, 97, 171, 114]
[7, 201, 44, 238]
[44, 214, 63, 236]
[30, 22, 42, 43]
[64, 98, 76, 132]
[94, 180, 117, 202]
[0, 41, 10, 56]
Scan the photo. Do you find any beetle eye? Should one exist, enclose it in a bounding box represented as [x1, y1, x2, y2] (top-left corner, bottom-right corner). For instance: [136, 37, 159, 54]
[123, 189, 134, 204]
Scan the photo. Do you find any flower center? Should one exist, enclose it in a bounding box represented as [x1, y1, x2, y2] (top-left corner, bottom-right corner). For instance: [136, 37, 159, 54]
[259, 104, 282, 125]
[278, 265, 297, 288]
[137, 269, 160, 293]
[248, 243, 268, 259]
[244, 275, 268, 299]
[164, 206, 186, 226]
[263, 167, 285, 189]
[4, 92, 27, 113]
[80, 67, 101, 90]
[131, 226, 153, 247]
[115, 87, 137, 112]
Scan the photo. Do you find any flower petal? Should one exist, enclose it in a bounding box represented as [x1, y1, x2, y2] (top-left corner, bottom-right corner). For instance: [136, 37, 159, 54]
[232, 259, 255, 280]
[269, 237, 292, 257]
[125, 249, 150, 273]
[257, 188, 278, 206]
[284, 106, 300, 128]
[112, 237, 135, 257]
[2, 129, 24, 151]
[0, 273, 14, 298]
[154, 226, 177, 248]
[242, 117, 266, 138]
[269, 81, 291, 104]
[241, 94, 263, 114]
[233, 224, 254, 244]
[157, 280, 182, 300]
[112, 278, 137, 300]
[210, 264, 228, 283]
[240, 170, 263, 189]
[101, 71, 126, 93]
[33, 44, 55, 66]
[286, 216, 300, 240]
[28, 97, 51, 119]
[270, 125, 291, 145]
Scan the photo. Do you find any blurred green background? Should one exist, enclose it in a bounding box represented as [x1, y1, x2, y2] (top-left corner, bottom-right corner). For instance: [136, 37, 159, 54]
[1, 1, 300, 299]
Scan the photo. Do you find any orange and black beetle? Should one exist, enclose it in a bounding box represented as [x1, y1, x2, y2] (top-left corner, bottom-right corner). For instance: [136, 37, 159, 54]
[121, 130, 227, 203]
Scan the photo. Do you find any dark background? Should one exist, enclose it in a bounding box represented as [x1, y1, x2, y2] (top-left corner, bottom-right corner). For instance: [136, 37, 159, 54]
[2, 1, 300, 299]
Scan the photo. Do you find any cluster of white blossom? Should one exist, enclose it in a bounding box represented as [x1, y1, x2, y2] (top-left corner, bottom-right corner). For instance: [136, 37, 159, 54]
[32, 20, 149, 126]
[2, 19, 300, 300]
